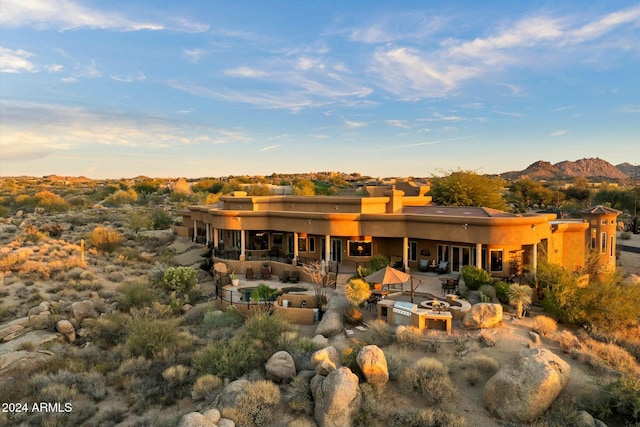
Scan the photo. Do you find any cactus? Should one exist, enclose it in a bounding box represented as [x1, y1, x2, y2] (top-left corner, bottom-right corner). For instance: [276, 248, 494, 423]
[80, 238, 85, 266]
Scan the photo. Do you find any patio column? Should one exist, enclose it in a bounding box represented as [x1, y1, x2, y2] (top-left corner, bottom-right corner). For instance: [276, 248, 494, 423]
[532, 243, 538, 277]
[402, 236, 409, 271]
[325, 234, 331, 261]
[213, 228, 219, 249]
[193, 220, 197, 242]
[205, 224, 211, 244]
[240, 230, 246, 261]
[476, 243, 482, 269]
[293, 232, 299, 264]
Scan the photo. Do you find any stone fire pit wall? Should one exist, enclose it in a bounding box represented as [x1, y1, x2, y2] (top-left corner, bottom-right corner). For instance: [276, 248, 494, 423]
[273, 295, 318, 324]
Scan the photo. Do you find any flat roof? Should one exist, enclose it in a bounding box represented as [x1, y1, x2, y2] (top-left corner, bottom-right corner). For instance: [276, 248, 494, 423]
[403, 206, 516, 218]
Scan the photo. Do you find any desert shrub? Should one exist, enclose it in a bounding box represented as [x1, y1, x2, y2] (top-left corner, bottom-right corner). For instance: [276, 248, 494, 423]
[151, 209, 174, 229]
[285, 375, 313, 415]
[33, 190, 71, 213]
[356, 254, 390, 278]
[555, 330, 581, 352]
[103, 189, 138, 207]
[202, 306, 244, 327]
[388, 407, 467, 427]
[396, 326, 424, 348]
[88, 226, 122, 253]
[117, 356, 152, 377]
[580, 335, 640, 376]
[600, 375, 640, 423]
[342, 343, 365, 376]
[107, 270, 125, 282]
[37, 383, 78, 402]
[619, 231, 632, 240]
[196, 336, 260, 380]
[0, 205, 10, 217]
[191, 374, 223, 401]
[532, 315, 558, 336]
[344, 306, 363, 325]
[345, 278, 371, 306]
[126, 317, 180, 359]
[161, 266, 198, 294]
[118, 282, 157, 311]
[363, 319, 394, 347]
[459, 354, 499, 386]
[478, 284, 497, 302]
[461, 265, 492, 291]
[161, 364, 196, 403]
[399, 357, 457, 405]
[243, 311, 297, 357]
[226, 380, 281, 427]
[148, 261, 169, 285]
[538, 394, 583, 427]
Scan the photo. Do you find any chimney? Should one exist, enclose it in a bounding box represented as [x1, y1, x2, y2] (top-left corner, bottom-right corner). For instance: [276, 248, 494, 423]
[384, 189, 405, 213]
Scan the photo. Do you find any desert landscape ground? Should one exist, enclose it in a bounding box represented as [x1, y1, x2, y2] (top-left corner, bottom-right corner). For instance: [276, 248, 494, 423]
[0, 178, 639, 427]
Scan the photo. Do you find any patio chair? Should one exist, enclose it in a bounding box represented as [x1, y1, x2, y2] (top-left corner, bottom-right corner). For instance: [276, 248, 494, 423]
[366, 294, 378, 311]
[279, 271, 290, 283]
[418, 259, 430, 272]
[289, 271, 299, 283]
[435, 261, 449, 274]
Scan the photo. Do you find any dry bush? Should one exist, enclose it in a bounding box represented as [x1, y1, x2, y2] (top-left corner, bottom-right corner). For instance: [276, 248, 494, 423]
[88, 226, 122, 253]
[285, 375, 313, 415]
[191, 374, 223, 401]
[107, 271, 126, 282]
[388, 407, 467, 427]
[580, 335, 640, 377]
[396, 326, 424, 348]
[18, 260, 51, 278]
[363, 319, 394, 347]
[227, 380, 281, 427]
[555, 330, 581, 352]
[399, 357, 457, 406]
[532, 315, 558, 336]
[459, 354, 500, 386]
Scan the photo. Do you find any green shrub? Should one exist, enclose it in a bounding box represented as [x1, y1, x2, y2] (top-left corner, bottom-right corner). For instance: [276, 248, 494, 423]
[126, 317, 180, 359]
[87, 312, 130, 348]
[363, 319, 394, 347]
[459, 354, 499, 386]
[388, 408, 467, 427]
[151, 209, 174, 229]
[399, 357, 457, 405]
[161, 266, 198, 294]
[196, 336, 260, 380]
[103, 189, 138, 207]
[478, 284, 497, 302]
[33, 190, 71, 213]
[601, 375, 640, 423]
[243, 311, 297, 357]
[285, 375, 313, 415]
[461, 266, 492, 291]
[493, 281, 510, 304]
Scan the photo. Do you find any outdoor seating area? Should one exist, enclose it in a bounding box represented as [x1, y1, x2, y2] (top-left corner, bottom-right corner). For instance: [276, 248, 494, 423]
[440, 273, 461, 295]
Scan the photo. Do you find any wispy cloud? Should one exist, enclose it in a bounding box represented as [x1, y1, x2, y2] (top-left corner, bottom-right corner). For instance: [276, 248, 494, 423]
[347, 12, 446, 44]
[1, 0, 164, 31]
[377, 136, 474, 151]
[619, 105, 640, 113]
[550, 129, 567, 136]
[0, 100, 251, 162]
[110, 71, 146, 83]
[386, 120, 410, 128]
[183, 48, 206, 64]
[259, 144, 280, 152]
[0, 47, 37, 73]
[345, 120, 368, 128]
[568, 6, 640, 43]
[492, 110, 523, 118]
[224, 66, 268, 77]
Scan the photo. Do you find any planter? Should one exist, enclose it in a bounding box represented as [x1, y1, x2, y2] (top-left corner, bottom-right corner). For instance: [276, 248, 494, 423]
[231, 278, 240, 286]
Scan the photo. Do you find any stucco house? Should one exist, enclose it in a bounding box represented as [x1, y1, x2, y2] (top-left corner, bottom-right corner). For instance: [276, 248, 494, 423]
[175, 185, 619, 278]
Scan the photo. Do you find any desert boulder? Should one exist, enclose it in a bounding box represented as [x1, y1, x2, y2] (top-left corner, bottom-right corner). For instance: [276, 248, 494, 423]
[463, 303, 503, 329]
[311, 367, 362, 427]
[484, 348, 571, 423]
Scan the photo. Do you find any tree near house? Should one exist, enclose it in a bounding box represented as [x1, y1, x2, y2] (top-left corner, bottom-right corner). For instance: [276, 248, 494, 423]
[429, 170, 507, 210]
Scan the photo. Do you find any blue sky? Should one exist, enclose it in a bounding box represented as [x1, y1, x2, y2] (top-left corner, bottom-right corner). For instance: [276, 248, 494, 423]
[1, 0, 638, 179]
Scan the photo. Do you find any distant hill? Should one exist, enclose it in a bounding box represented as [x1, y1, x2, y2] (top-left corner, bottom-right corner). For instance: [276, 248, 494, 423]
[616, 163, 640, 179]
[499, 158, 630, 181]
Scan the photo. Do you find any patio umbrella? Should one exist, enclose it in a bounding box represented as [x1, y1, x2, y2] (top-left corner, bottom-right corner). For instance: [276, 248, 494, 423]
[364, 265, 410, 289]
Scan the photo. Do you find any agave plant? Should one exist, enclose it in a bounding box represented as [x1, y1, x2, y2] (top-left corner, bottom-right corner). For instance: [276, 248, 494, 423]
[507, 284, 532, 318]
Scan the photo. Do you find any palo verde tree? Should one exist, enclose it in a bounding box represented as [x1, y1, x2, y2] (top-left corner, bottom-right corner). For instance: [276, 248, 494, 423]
[429, 170, 507, 210]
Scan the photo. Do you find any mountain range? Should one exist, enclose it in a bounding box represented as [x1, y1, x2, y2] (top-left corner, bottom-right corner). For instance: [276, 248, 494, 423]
[498, 158, 638, 181]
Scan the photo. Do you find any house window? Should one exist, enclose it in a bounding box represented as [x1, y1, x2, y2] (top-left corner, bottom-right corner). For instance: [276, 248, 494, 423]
[601, 232, 607, 254]
[309, 237, 315, 252]
[610, 235, 614, 257]
[437, 244, 449, 264]
[348, 241, 371, 257]
[601, 219, 607, 225]
[408, 241, 418, 262]
[490, 250, 503, 272]
[272, 233, 283, 249]
[298, 237, 307, 252]
[231, 230, 241, 249]
[591, 228, 597, 250]
[247, 231, 269, 250]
